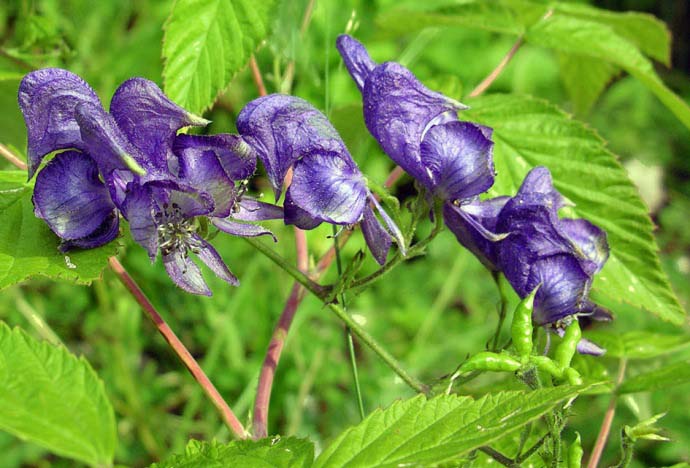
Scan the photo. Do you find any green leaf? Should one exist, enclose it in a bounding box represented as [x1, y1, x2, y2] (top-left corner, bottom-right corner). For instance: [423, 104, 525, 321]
[552, 2, 671, 65]
[584, 331, 690, 360]
[618, 361, 690, 394]
[558, 53, 619, 115]
[0, 322, 116, 466]
[525, 13, 690, 132]
[0, 76, 27, 155]
[152, 437, 314, 468]
[376, 0, 545, 36]
[162, 0, 278, 113]
[314, 386, 588, 467]
[464, 94, 685, 325]
[0, 170, 116, 289]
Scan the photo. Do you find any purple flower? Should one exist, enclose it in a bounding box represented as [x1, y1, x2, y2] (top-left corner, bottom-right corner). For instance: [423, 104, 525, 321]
[336, 35, 501, 243]
[237, 94, 404, 265]
[19, 68, 280, 295]
[447, 167, 610, 354]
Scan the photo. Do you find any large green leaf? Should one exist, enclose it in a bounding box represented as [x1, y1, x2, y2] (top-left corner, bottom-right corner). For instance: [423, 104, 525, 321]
[376, 1, 690, 131]
[558, 53, 619, 115]
[152, 437, 314, 468]
[0, 170, 116, 289]
[464, 95, 685, 324]
[314, 387, 588, 468]
[525, 12, 690, 132]
[0, 75, 27, 155]
[162, 0, 278, 113]
[617, 361, 690, 395]
[0, 322, 116, 466]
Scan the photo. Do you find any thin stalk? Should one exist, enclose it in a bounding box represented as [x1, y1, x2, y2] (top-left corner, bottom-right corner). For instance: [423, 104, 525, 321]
[108, 257, 247, 439]
[334, 224, 366, 420]
[468, 37, 524, 97]
[0, 144, 27, 170]
[12, 289, 62, 346]
[491, 271, 509, 351]
[479, 447, 515, 467]
[587, 359, 628, 468]
[280, 0, 316, 93]
[249, 55, 268, 97]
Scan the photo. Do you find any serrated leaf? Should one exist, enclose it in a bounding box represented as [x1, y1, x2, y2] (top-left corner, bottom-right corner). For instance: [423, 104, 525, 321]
[464, 94, 685, 325]
[0, 322, 116, 466]
[162, 0, 278, 113]
[314, 386, 588, 468]
[376, 0, 544, 36]
[0, 170, 116, 289]
[152, 437, 314, 468]
[526, 13, 690, 132]
[552, 2, 671, 65]
[617, 361, 690, 394]
[558, 53, 619, 115]
[584, 331, 690, 360]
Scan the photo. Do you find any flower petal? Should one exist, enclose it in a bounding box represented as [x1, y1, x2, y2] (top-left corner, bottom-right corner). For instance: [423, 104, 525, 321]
[527, 254, 592, 325]
[175, 137, 237, 218]
[163, 249, 212, 296]
[237, 94, 347, 198]
[75, 102, 148, 176]
[174, 134, 257, 181]
[443, 197, 509, 271]
[283, 191, 322, 230]
[360, 205, 392, 265]
[369, 195, 406, 255]
[110, 77, 209, 169]
[59, 211, 120, 252]
[287, 154, 367, 225]
[419, 121, 494, 200]
[234, 198, 284, 221]
[212, 218, 277, 241]
[560, 218, 609, 274]
[335, 34, 377, 92]
[361, 62, 467, 187]
[32, 151, 117, 241]
[120, 183, 158, 258]
[192, 235, 239, 286]
[18, 68, 101, 178]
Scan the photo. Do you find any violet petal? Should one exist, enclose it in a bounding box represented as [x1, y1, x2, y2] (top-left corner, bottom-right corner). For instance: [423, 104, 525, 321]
[234, 198, 284, 221]
[335, 34, 377, 92]
[32, 151, 117, 241]
[173, 134, 257, 181]
[18, 68, 102, 178]
[163, 249, 212, 296]
[111, 77, 209, 169]
[212, 218, 277, 241]
[419, 121, 495, 200]
[59, 211, 120, 252]
[193, 235, 239, 286]
[360, 204, 392, 265]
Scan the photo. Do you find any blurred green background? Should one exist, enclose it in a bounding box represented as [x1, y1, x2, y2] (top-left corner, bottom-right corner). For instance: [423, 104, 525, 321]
[1, 0, 689, 466]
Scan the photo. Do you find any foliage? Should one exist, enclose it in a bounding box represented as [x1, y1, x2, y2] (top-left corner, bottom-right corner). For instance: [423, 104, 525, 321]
[0, 0, 688, 467]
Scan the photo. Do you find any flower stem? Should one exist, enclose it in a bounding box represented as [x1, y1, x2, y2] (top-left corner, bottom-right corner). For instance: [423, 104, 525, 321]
[587, 359, 628, 468]
[252, 227, 308, 439]
[249, 55, 268, 97]
[0, 144, 28, 170]
[468, 36, 524, 98]
[108, 257, 247, 439]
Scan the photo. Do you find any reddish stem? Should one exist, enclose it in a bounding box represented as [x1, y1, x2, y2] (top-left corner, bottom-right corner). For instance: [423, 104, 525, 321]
[108, 258, 247, 439]
[1, 144, 27, 170]
[249, 56, 268, 97]
[587, 359, 627, 468]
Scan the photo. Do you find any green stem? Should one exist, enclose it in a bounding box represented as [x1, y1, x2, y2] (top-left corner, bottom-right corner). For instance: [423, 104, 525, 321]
[479, 447, 515, 467]
[326, 302, 428, 394]
[491, 271, 509, 351]
[333, 225, 366, 420]
[244, 237, 327, 298]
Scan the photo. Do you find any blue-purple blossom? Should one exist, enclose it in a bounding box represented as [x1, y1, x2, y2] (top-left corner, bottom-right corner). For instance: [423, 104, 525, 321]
[446, 167, 610, 354]
[336, 35, 501, 243]
[237, 94, 404, 265]
[19, 68, 280, 295]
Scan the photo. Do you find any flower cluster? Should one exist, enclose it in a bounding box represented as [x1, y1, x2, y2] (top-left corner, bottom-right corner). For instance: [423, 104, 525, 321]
[19, 69, 280, 295]
[337, 35, 610, 352]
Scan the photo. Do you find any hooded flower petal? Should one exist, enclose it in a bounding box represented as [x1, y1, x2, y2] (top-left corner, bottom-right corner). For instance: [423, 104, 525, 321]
[75, 102, 148, 176]
[287, 153, 367, 225]
[237, 94, 347, 198]
[110, 78, 209, 169]
[443, 196, 510, 271]
[163, 249, 212, 296]
[335, 34, 377, 92]
[560, 218, 609, 274]
[420, 121, 494, 200]
[174, 134, 257, 181]
[282, 191, 324, 230]
[32, 151, 118, 242]
[18, 68, 101, 178]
